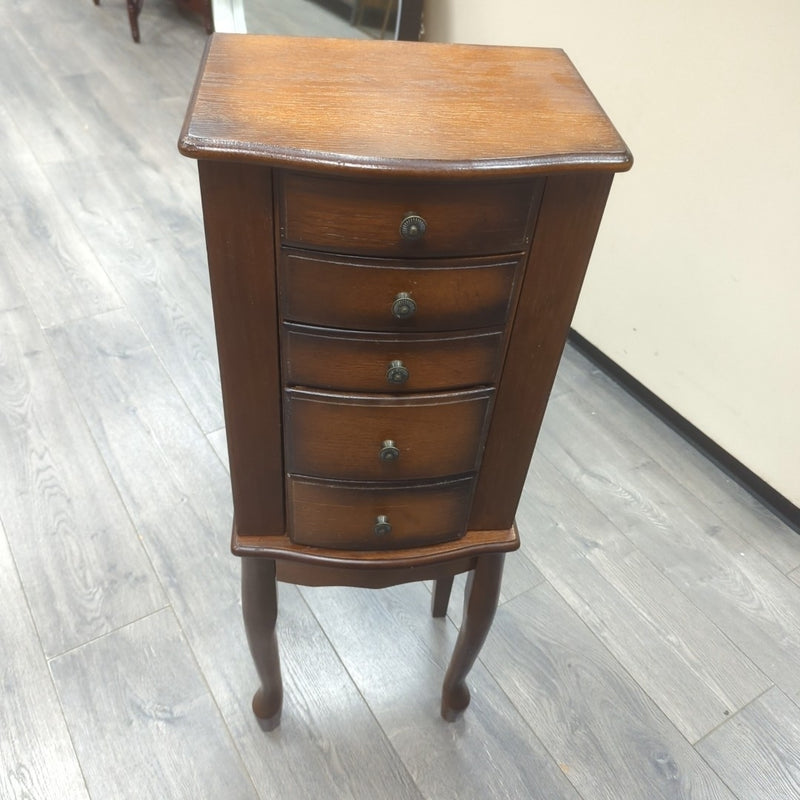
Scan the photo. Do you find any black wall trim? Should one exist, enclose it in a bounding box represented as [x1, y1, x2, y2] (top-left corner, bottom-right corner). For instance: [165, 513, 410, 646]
[568, 330, 800, 533]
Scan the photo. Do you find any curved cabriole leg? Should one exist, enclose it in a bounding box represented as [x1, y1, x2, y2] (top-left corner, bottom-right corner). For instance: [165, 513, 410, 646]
[441, 553, 505, 721]
[431, 575, 454, 618]
[241, 557, 283, 731]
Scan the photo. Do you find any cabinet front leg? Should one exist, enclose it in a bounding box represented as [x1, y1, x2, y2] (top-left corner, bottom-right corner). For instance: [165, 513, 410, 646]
[241, 557, 283, 731]
[441, 553, 504, 721]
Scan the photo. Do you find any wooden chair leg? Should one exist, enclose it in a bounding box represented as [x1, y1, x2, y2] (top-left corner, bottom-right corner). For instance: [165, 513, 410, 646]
[441, 553, 504, 721]
[431, 575, 454, 618]
[241, 557, 283, 731]
[126, 0, 143, 42]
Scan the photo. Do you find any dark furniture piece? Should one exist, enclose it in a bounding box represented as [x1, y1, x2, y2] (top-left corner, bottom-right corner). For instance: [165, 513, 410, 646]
[179, 33, 631, 729]
[94, 0, 213, 43]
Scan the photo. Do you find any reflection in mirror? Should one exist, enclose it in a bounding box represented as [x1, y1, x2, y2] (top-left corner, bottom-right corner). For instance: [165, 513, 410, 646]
[213, 0, 421, 40]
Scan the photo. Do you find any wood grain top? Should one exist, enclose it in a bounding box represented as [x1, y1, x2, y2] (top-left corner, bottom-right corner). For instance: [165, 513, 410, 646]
[179, 34, 632, 177]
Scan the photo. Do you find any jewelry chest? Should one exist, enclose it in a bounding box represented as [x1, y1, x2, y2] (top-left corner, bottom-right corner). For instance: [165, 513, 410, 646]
[179, 33, 632, 728]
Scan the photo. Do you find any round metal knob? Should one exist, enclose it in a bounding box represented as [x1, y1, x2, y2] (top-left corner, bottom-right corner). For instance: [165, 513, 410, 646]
[386, 360, 409, 385]
[379, 440, 400, 462]
[392, 292, 417, 320]
[400, 214, 427, 241]
[374, 515, 392, 536]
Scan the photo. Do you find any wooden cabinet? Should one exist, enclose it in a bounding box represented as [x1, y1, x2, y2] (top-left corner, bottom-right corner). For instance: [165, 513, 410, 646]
[179, 33, 631, 729]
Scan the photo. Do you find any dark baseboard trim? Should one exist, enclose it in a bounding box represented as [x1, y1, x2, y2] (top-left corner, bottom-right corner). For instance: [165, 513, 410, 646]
[567, 329, 800, 534]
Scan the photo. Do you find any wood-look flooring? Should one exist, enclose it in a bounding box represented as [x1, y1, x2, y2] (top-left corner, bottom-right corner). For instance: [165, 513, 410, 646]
[1, 2, 799, 798]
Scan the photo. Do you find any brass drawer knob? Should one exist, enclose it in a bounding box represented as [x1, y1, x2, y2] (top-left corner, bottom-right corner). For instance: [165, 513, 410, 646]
[386, 359, 409, 385]
[374, 515, 392, 536]
[392, 292, 417, 320]
[400, 214, 427, 241]
[379, 440, 400, 462]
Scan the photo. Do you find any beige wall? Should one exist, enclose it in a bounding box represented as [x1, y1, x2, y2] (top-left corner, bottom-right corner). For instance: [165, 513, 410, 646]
[424, 1, 800, 506]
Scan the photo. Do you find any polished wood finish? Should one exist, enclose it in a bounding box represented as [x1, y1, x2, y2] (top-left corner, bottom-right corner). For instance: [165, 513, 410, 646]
[431, 575, 455, 618]
[441, 553, 505, 720]
[197, 161, 285, 537]
[280, 173, 541, 256]
[179, 36, 631, 176]
[284, 386, 492, 481]
[241, 558, 282, 731]
[279, 251, 522, 332]
[282, 325, 504, 393]
[287, 476, 474, 549]
[180, 34, 631, 727]
[470, 172, 616, 529]
[235, 524, 520, 572]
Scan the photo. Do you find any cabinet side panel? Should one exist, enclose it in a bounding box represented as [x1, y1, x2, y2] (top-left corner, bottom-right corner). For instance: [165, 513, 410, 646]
[198, 160, 284, 536]
[469, 172, 614, 531]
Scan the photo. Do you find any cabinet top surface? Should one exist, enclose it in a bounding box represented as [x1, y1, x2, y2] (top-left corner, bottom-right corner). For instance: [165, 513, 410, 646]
[179, 34, 632, 178]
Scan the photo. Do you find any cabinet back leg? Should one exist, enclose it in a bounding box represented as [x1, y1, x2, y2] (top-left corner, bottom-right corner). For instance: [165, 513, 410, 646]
[431, 575, 454, 618]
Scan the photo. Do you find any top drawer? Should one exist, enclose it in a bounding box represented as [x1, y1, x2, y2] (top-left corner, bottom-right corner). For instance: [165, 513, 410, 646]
[279, 173, 542, 258]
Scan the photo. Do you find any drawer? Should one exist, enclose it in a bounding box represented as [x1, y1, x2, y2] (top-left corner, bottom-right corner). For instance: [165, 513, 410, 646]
[279, 250, 521, 332]
[279, 172, 541, 257]
[282, 324, 504, 393]
[287, 476, 474, 549]
[284, 387, 493, 481]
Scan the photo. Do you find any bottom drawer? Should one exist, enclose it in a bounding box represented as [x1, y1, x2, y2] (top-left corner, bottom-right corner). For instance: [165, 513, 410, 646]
[287, 476, 474, 550]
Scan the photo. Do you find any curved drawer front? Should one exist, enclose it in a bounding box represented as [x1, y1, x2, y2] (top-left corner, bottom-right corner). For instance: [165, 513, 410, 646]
[279, 250, 521, 332]
[282, 324, 504, 393]
[287, 476, 474, 549]
[279, 172, 540, 257]
[284, 387, 493, 481]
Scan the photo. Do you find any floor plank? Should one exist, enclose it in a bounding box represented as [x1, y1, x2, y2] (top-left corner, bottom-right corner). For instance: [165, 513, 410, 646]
[303, 581, 582, 800]
[558, 346, 800, 573]
[517, 453, 770, 743]
[46, 307, 421, 799]
[50, 608, 259, 800]
[539, 388, 800, 702]
[0, 216, 27, 312]
[0, 103, 122, 328]
[43, 159, 223, 432]
[0, 522, 90, 800]
[485, 582, 738, 800]
[696, 687, 800, 800]
[0, 306, 165, 657]
[207, 426, 230, 471]
[0, 24, 95, 166]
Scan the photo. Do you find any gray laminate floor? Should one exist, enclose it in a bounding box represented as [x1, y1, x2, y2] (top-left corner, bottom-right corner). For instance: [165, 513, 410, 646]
[2, 2, 800, 798]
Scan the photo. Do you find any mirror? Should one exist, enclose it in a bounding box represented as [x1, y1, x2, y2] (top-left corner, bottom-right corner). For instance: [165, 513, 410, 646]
[213, 0, 422, 41]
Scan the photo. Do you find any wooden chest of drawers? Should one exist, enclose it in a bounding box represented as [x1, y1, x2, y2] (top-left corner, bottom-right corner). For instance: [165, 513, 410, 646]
[180, 33, 631, 728]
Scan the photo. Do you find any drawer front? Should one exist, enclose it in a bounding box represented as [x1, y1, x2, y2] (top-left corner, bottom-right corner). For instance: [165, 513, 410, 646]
[282, 324, 504, 393]
[287, 476, 474, 549]
[280, 173, 540, 257]
[279, 250, 521, 332]
[284, 387, 493, 481]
